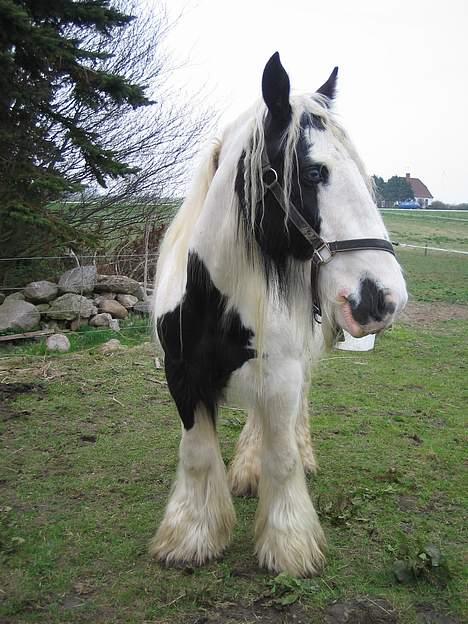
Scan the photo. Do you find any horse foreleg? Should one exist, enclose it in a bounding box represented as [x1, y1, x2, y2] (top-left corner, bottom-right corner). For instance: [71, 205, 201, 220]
[254, 360, 326, 577]
[149, 406, 235, 566]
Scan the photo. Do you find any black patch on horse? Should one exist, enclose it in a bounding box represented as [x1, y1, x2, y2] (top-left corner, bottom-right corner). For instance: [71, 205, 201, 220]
[157, 252, 255, 430]
[349, 277, 397, 325]
[234, 113, 323, 291]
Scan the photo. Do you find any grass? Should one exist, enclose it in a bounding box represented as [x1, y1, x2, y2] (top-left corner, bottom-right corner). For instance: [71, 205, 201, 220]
[396, 248, 468, 304]
[0, 314, 151, 358]
[1, 320, 466, 623]
[383, 210, 468, 252]
[0, 210, 467, 623]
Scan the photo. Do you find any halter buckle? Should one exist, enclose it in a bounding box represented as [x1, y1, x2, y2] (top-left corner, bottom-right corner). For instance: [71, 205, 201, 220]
[313, 242, 333, 265]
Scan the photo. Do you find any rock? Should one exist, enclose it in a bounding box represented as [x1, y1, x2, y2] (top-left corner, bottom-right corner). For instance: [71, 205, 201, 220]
[48, 294, 97, 320]
[108, 318, 120, 331]
[0, 300, 41, 332]
[58, 265, 97, 294]
[46, 333, 71, 353]
[42, 320, 61, 331]
[35, 303, 51, 314]
[98, 299, 128, 319]
[98, 338, 125, 354]
[133, 301, 151, 315]
[69, 318, 89, 331]
[5, 291, 25, 302]
[0, 293, 5, 305]
[89, 313, 113, 328]
[116, 294, 138, 308]
[94, 292, 116, 306]
[23, 280, 58, 303]
[95, 275, 145, 299]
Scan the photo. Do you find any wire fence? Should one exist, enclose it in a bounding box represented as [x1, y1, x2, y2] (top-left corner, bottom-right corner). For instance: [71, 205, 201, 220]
[397, 242, 468, 255]
[1, 241, 466, 362]
[0, 250, 161, 293]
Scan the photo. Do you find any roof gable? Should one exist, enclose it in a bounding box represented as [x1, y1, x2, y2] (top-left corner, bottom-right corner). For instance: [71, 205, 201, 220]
[406, 175, 433, 198]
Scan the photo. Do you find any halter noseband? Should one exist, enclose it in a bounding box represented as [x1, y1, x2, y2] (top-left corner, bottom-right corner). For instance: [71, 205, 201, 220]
[261, 152, 396, 322]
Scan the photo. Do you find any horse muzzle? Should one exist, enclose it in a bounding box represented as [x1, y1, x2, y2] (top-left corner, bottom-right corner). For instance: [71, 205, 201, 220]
[336, 278, 406, 338]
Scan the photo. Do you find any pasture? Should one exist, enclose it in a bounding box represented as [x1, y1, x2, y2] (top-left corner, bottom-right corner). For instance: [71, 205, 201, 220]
[383, 209, 468, 253]
[1, 212, 467, 624]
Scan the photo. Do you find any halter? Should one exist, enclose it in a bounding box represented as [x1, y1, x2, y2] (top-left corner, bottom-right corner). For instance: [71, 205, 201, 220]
[261, 152, 396, 322]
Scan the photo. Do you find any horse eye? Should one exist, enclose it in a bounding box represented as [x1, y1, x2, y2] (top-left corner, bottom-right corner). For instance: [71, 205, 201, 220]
[302, 165, 327, 185]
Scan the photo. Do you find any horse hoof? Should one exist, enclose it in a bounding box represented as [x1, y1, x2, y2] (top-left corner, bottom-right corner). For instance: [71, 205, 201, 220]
[255, 530, 326, 577]
[149, 531, 226, 568]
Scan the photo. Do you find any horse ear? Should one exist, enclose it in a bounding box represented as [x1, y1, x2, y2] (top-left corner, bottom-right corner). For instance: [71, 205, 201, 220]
[316, 67, 338, 105]
[262, 52, 291, 126]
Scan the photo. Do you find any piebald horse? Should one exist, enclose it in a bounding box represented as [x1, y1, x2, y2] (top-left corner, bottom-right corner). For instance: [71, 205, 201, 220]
[151, 53, 407, 576]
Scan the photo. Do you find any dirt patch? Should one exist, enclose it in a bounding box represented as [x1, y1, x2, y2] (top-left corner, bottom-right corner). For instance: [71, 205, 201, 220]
[399, 301, 468, 327]
[190, 599, 312, 624]
[415, 604, 463, 623]
[190, 597, 400, 624]
[325, 598, 397, 623]
[0, 382, 45, 421]
[398, 495, 426, 513]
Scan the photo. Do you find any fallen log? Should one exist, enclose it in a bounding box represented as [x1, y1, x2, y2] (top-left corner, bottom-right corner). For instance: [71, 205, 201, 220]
[0, 329, 57, 343]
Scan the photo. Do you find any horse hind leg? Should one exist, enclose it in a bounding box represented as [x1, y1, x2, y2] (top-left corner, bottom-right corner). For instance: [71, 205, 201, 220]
[228, 409, 262, 497]
[229, 391, 317, 497]
[150, 406, 235, 566]
[296, 386, 318, 476]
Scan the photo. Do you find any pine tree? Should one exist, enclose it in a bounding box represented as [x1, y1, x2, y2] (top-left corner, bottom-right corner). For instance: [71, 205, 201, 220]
[0, 0, 151, 257]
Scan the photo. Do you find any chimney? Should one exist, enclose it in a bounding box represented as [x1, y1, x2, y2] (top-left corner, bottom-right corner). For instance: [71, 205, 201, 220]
[406, 173, 411, 180]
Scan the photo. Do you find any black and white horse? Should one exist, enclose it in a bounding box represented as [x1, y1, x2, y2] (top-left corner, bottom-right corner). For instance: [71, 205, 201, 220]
[150, 53, 408, 577]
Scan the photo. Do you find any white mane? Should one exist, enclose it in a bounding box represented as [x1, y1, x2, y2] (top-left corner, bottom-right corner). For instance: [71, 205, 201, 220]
[240, 94, 373, 233]
[162, 94, 372, 262]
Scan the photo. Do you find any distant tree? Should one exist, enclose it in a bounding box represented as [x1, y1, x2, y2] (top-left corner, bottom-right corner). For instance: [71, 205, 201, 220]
[384, 176, 414, 203]
[431, 200, 468, 211]
[372, 175, 386, 202]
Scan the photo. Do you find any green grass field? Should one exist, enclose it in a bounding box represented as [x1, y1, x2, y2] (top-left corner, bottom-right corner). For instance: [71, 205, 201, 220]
[383, 209, 468, 252]
[1, 212, 467, 623]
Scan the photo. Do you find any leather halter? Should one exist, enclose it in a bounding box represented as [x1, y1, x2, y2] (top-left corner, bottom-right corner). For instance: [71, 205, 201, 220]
[260, 153, 396, 322]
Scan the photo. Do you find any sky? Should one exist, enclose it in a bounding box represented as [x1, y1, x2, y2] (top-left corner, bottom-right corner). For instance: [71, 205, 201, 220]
[161, 0, 468, 203]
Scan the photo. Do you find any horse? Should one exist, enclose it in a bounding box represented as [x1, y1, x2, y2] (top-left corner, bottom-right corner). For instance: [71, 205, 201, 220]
[150, 52, 408, 577]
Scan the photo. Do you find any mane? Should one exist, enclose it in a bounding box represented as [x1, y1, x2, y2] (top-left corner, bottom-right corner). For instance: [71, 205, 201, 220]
[241, 93, 372, 232]
[154, 138, 221, 292]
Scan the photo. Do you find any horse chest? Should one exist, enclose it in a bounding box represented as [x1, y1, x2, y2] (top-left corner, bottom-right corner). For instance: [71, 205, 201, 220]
[157, 252, 256, 429]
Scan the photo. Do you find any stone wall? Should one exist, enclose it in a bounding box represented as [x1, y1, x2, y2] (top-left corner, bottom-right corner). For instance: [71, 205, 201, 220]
[0, 266, 151, 333]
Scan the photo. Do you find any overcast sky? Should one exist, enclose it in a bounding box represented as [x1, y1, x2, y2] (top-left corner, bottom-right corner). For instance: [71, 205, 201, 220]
[162, 0, 468, 203]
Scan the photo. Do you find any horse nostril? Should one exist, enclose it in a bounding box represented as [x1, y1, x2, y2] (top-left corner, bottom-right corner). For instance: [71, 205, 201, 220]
[349, 278, 395, 326]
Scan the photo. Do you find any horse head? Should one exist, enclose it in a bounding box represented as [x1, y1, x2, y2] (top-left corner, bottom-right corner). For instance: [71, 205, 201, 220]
[259, 52, 408, 340]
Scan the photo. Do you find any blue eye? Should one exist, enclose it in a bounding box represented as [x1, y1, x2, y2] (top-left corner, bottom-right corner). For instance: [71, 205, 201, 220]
[302, 165, 328, 185]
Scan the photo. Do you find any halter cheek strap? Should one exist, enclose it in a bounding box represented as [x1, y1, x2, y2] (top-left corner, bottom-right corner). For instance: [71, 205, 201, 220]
[260, 155, 396, 321]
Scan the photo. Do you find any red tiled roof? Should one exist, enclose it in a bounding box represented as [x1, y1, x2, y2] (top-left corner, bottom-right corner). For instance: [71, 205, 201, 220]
[406, 176, 433, 198]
